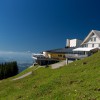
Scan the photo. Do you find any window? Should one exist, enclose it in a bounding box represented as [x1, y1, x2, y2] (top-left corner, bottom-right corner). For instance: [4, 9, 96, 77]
[58, 55, 62, 57]
[84, 44, 86, 47]
[92, 44, 94, 47]
[99, 44, 100, 47]
[91, 38, 93, 41]
[63, 55, 65, 58]
[94, 37, 96, 41]
[84, 44, 88, 47]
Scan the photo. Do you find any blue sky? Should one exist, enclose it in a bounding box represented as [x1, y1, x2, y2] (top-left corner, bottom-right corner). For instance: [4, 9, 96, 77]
[0, 0, 100, 53]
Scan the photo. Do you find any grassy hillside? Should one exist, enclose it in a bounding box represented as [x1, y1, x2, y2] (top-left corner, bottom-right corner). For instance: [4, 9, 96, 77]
[0, 51, 100, 100]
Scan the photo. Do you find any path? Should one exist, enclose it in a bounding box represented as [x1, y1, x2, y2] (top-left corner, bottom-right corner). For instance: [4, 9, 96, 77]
[51, 60, 73, 69]
[12, 72, 32, 81]
[51, 60, 66, 69]
[12, 66, 41, 81]
[12, 60, 74, 81]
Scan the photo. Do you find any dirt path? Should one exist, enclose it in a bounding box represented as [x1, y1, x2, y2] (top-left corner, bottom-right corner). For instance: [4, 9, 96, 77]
[11, 59, 74, 81]
[12, 66, 41, 81]
[51, 60, 73, 69]
[12, 72, 32, 81]
[51, 60, 66, 69]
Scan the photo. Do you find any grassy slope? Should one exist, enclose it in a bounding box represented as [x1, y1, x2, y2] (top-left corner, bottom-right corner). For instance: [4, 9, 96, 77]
[0, 52, 100, 100]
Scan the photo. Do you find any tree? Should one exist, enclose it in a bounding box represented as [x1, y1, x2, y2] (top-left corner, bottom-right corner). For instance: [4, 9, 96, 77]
[0, 61, 19, 80]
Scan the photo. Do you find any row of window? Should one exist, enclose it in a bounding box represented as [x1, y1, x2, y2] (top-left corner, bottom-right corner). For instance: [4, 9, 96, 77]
[58, 55, 65, 58]
[84, 44, 100, 47]
[90, 37, 96, 42]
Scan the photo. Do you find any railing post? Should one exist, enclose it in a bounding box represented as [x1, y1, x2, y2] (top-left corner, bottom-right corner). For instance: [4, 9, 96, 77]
[66, 58, 68, 65]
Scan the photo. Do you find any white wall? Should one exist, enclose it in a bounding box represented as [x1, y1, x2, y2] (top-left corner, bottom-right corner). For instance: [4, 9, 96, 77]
[70, 39, 77, 47]
[84, 34, 100, 48]
[66, 39, 82, 47]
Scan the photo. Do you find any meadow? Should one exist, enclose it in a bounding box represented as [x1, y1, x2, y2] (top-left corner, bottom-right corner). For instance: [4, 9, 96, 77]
[0, 51, 100, 100]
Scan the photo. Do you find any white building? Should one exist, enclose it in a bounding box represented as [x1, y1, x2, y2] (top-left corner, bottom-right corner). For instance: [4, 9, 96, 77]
[81, 30, 100, 48]
[66, 39, 82, 47]
[73, 30, 100, 55]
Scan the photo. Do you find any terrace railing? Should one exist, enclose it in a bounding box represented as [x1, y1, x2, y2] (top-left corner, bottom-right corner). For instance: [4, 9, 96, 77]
[65, 54, 88, 59]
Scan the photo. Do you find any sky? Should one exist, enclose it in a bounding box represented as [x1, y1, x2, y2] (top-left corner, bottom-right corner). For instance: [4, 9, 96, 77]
[0, 0, 100, 53]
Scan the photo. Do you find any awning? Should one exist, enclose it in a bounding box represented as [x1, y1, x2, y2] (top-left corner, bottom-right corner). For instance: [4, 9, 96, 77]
[73, 47, 97, 52]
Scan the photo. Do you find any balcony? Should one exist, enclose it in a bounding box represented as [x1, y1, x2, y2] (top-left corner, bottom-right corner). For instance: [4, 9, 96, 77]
[65, 54, 88, 59]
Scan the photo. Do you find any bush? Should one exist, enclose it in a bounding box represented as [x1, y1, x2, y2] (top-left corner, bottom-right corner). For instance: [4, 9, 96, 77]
[0, 61, 18, 80]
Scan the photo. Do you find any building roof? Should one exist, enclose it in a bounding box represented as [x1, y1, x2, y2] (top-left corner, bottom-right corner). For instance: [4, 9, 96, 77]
[45, 47, 76, 53]
[93, 30, 100, 38]
[73, 47, 98, 52]
[81, 30, 100, 45]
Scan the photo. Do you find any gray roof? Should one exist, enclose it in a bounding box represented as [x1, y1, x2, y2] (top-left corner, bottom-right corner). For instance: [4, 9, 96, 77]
[93, 30, 100, 38]
[45, 47, 76, 54]
[81, 30, 100, 45]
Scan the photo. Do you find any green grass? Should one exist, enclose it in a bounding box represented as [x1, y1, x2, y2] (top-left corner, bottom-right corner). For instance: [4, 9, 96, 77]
[0, 51, 100, 100]
[13, 65, 38, 78]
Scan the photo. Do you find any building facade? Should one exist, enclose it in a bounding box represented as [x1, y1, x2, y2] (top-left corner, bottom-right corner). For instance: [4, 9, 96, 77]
[73, 30, 100, 56]
[81, 30, 100, 48]
[66, 39, 82, 47]
[43, 47, 75, 60]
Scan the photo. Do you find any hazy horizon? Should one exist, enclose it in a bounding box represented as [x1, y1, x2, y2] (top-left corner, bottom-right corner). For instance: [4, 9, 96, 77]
[0, 51, 33, 72]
